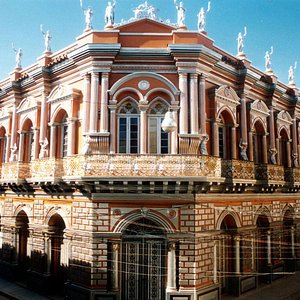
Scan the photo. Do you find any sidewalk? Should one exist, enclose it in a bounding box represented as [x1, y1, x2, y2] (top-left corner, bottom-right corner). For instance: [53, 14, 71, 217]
[223, 271, 300, 300]
[0, 277, 63, 300]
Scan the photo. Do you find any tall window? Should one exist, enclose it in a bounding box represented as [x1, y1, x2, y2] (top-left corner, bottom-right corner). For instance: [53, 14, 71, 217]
[61, 116, 68, 158]
[148, 102, 169, 154]
[253, 122, 264, 164]
[218, 113, 233, 160]
[118, 102, 139, 154]
[23, 128, 34, 162]
[0, 134, 7, 163]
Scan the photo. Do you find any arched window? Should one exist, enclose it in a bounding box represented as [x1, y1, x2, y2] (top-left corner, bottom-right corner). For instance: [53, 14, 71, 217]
[218, 111, 234, 160]
[279, 129, 289, 167]
[253, 121, 265, 164]
[148, 101, 169, 154]
[21, 119, 35, 162]
[117, 102, 139, 154]
[61, 115, 68, 158]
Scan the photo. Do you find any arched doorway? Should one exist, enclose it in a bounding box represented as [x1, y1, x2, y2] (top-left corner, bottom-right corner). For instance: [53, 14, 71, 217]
[283, 210, 296, 271]
[48, 214, 66, 292]
[256, 214, 270, 282]
[121, 218, 167, 300]
[218, 214, 238, 294]
[16, 211, 29, 272]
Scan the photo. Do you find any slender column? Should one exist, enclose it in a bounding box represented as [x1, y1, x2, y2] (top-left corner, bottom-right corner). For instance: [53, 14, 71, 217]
[213, 241, 217, 283]
[240, 93, 248, 147]
[231, 126, 237, 159]
[251, 234, 255, 270]
[39, 92, 48, 146]
[248, 131, 253, 161]
[82, 73, 91, 134]
[100, 72, 109, 132]
[287, 140, 292, 167]
[269, 106, 277, 163]
[13, 227, 20, 264]
[291, 226, 295, 257]
[179, 73, 188, 134]
[89, 72, 99, 133]
[139, 106, 148, 154]
[276, 138, 280, 165]
[60, 231, 70, 266]
[167, 242, 176, 291]
[5, 134, 11, 162]
[234, 236, 241, 274]
[199, 75, 207, 135]
[49, 124, 57, 158]
[18, 131, 25, 162]
[43, 232, 52, 274]
[171, 110, 178, 154]
[67, 118, 76, 156]
[190, 74, 199, 134]
[0, 225, 3, 249]
[111, 243, 120, 291]
[9, 105, 17, 161]
[27, 229, 34, 258]
[292, 119, 298, 166]
[109, 103, 117, 154]
[262, 135, 268, 163]
[267, 230, 272, 265]
[33, 128, 40, 160]
[213, 121, 219, 156]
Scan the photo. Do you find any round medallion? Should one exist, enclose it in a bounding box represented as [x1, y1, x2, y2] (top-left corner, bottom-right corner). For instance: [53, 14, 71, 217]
[257, 101, 262, 110]
[112, 209, 121, 218]
[224, 87, 230, 97]
[167, 209, 177, 219]
[138, 80, 150, 90]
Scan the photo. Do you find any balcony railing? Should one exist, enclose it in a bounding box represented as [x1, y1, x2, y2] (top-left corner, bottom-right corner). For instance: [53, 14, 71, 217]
[255, 164, 285, 182]
[221, 160, 255, 181]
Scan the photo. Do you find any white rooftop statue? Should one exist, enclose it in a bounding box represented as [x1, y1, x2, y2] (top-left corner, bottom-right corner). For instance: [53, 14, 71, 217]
[237, 26, 247, 55]
[133, 1, 158, 20]
[12, 43, 22, 69]
[80, 0, 93, 30]
[174, 0, 186, 27]
[265, 46, 273, 71]
[105, 1, 116, 27]
[40, 24, 52, 52]
[288, 62, 297, 85]
[197, 1, 211, 33]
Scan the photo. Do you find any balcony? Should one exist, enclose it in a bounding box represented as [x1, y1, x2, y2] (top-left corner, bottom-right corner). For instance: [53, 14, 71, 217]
[0, 155, 222, 185]
[255, 164, 285, 183]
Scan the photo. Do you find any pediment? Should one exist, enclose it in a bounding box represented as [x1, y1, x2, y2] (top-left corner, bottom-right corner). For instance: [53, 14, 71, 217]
[17, 96, 40, 113]
[116, 18, 176, 34]
[48, 84, 81, 103]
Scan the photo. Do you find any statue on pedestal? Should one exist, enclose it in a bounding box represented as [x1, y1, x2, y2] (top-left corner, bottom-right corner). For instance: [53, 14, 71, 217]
[174, 0, 186, 27]
[265, 46, 273, 71]
[40, 24, 52, 52]
[12, 43, 22, 69]
[80, 0, 93, 30]
[197, 1, 211, 33]
[288, 61, 297, 85]
[237, 26, 247, 55]
[105, 1, 116, 26]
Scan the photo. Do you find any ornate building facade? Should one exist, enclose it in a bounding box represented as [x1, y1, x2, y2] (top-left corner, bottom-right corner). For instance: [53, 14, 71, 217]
[0, 3, 299, 300]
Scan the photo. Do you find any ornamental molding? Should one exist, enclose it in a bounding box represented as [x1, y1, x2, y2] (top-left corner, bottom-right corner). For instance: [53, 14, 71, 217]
[47, 84, 81, 104]
[17, 96, 41, 114]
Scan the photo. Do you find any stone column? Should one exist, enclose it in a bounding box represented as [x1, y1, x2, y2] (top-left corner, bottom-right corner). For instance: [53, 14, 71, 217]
[263, 135, 268, 163]
[82, 73, 91, 134]
[12, 226, 20, 264]
[100, 72, 109, 133]
[291, 226, 295, 257]
[44, 232, 52, 275]
[109, 102, 117, 154]
[248, 130, 254, 161]
[213, 240, 217, 283]
[60, 231, 71, 266]
[267, 230, 272, 265]
[27, 229, 34, 258]
[292, 119, 298, 166]
[89, 72, 99, 133]
[240, 93, 248, 148]
[234, 236, 240, 274]
[111, 242, 120, 291]
[199, 75, 207, 135]
[32, 128, 40, 160]
[167, 242, 176, 291]
[39, 92, 48, 149]
[9, 105, 17, 161]
[171, 109, 179, 154]
[190, 74, 199, 134]
[139, 105, 148, 154]
[18, 131, 25, 162]
[212, 121, 219, 156]
[179, 73, 188, 134]
[269, 106, 277, 163]
[67, 117, 76, 156]
[5, 134, 11, 162]
[276, 138, 280, 165]
[231, 126, 237, 159]
[287, 140, 292, 167]
[49, 124, 57, 158]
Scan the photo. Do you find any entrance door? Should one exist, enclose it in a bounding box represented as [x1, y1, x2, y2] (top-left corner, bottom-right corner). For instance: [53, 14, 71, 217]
[121, 219, 167, 300]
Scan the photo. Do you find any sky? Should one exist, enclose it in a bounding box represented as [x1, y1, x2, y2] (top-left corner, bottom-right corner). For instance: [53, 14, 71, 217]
[0, 0, 300, 86]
